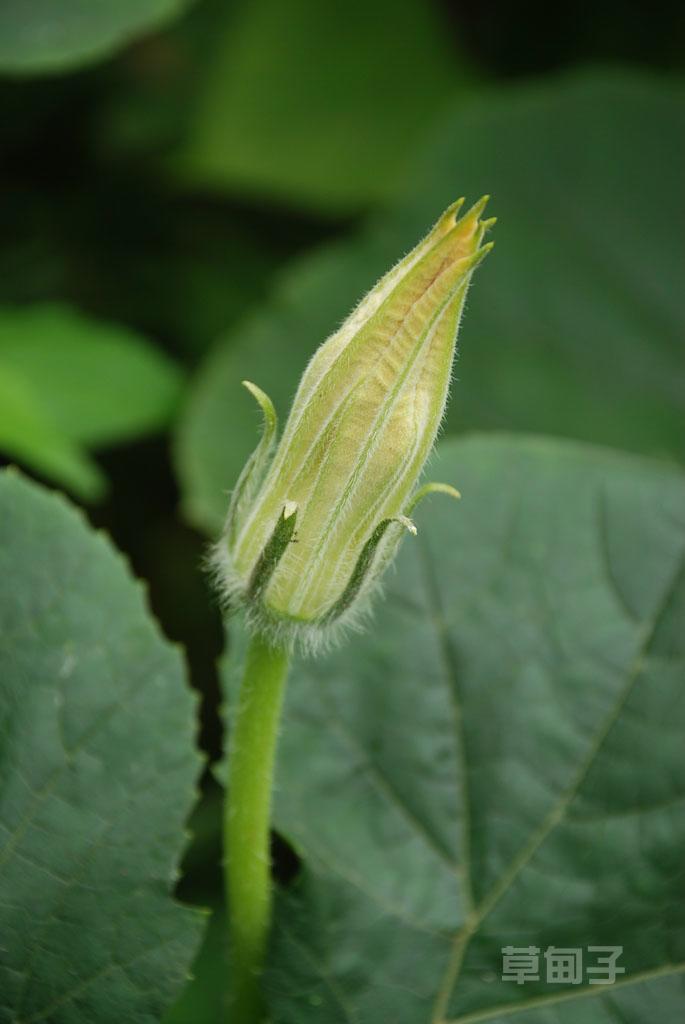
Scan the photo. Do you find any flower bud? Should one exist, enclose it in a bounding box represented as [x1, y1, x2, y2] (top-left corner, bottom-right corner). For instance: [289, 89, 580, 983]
[212, 197, 494, 649]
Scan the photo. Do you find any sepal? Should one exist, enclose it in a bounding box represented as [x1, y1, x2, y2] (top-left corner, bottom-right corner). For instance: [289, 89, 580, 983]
[247, 501, 298, 602]
[319, 514, 416, 627]
[406, 481, 461, 513]
[226, 381, 277, 547]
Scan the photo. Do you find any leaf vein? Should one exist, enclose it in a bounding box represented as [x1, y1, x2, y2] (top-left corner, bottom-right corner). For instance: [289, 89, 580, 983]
[443, 960, 685, 1024]
[432, 531, 685, 1019]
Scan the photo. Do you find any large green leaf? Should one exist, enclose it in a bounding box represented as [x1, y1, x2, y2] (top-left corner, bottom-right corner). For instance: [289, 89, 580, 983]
[221, 434, 685, 1022]
[0, 0, 191, 75]
[177, 0, 469, 212]
[0, 470, 205, 1023]
[175, 70, 685, 536]
[0, 304, 183, 500]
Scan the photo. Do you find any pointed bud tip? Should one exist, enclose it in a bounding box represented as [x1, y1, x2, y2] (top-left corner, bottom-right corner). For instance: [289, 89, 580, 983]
[464, 194, 491, 220]
[476, 241, 495, 262]
[282, 500, 298, 519]
[434, 198, 466, 238]
[446, 197, 466, 221]
[451, 194, 494, 244]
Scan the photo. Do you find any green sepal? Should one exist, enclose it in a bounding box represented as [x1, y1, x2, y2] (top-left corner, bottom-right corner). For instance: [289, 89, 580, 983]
[226, 380, 278, 547]
[406, 480, 461, 513]
[319, 514, 416, 627]
[247, 500, 298, 603]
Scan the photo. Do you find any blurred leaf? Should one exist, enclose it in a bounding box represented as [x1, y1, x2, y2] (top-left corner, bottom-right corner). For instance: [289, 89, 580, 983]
[0, 469, 205, 1022]
[178, 0, 470, 212]
[223, 434, 685, 1022]
[0, 364, 105, 497]
[175, 70, 685, 535]
[0, 304, 183, 445]
[0, 0, 192, 75]
[0, 303, 183, 499]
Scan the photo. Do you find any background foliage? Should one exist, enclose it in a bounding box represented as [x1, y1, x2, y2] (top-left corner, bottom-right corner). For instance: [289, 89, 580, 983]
[0, 1, 683, 1021]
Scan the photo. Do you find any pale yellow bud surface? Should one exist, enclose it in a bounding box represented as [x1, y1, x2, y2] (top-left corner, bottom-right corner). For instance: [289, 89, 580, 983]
[214, 198, 494, 648]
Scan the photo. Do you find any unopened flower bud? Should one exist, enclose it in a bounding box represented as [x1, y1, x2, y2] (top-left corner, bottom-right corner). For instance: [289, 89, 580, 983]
[212, 198, 494, 649]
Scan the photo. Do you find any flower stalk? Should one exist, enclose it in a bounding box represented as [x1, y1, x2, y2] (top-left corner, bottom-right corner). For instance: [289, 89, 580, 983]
[225, 632, 290, 1021]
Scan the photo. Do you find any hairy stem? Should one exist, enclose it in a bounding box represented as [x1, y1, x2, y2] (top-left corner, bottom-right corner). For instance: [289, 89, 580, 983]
[225, 631, 290, 1022]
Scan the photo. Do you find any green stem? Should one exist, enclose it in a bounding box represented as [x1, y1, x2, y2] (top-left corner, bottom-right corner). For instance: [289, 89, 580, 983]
[225, 630, 290, 1023]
